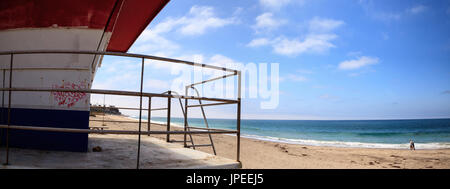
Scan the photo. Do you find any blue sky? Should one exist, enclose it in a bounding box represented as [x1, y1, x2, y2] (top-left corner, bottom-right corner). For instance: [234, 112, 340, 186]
[92, 0, 450, 120]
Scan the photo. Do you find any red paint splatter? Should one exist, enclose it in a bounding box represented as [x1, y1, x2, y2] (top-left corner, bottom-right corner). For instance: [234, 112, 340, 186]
[52, 81, 87, 108]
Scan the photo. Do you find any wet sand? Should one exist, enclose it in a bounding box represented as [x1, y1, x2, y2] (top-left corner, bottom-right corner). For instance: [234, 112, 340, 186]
[90, 115, 450, 169]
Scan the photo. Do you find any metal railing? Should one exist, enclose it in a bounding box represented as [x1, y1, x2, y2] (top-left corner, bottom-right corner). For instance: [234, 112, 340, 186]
[0, 50, 242, 169]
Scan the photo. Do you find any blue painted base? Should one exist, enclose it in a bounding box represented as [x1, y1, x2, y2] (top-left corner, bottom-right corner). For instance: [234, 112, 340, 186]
[0, 108, 89, 152]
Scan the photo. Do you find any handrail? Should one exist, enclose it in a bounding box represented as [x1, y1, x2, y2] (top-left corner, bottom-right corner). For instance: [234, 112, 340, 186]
[0, 50, 238, 73]
[0, 125, 238, 135]
[188, 73, 237, 88]
[0, 87, 238, 103]
[187, 86, 217, 155]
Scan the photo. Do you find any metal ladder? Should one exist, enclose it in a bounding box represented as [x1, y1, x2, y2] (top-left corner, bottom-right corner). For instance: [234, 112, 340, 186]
[169, 89, 217, 155]
[167, 91, 194, 148]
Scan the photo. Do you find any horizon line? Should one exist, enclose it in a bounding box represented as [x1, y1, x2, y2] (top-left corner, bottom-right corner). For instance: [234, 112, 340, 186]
[135, 115, 450, 121]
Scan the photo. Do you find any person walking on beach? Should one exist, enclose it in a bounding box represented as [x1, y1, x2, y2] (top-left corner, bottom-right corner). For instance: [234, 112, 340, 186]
[409, 139, 415, 150]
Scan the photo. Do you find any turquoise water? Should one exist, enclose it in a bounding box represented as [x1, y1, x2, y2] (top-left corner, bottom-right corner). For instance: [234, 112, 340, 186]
[134, 116, 450, 149]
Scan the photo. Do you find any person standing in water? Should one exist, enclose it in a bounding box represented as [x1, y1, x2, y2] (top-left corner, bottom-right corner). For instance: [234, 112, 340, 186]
[409, 139, 415, 150]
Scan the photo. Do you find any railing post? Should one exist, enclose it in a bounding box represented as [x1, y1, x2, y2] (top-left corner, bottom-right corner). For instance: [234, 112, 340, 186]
[102, 94, 106, 126]
[4, 54, 13, 165]
[0, 69, 4, 146]
[136, 57, 145, 169]
[166, 91, 171, 142]
[237, 71, 241, 163]
[184, 86, 188, 147]
[147, 97, 151, 136]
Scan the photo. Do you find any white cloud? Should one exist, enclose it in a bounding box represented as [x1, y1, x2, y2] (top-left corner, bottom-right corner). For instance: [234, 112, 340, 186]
[208, 54, 239, 66]
[178, 6, 238, 35]
[130, 29, 180, 55]
[407, 5, 427, 14]
[259, 0, 292, 10]
[130, 5, 239, 57]
[272, 34, 338, 56]
[283, 74, 308, 82]
[359, 1, 428, 22]
[309, 17, 345, 32]
[92, 61, 141, 91]
[147, 54, 204, 72]
[144, 79, 171, 90]
[373, 12, 402, 22]
[151, 6, 238, 36]
[247, 38, 271, 47]
[247, 17, 343, 56]
[358, 0, 401, 22]
[151, 17, 183, 34]
[338, 56, 379, 70]
[253, 12, 287, 32]
[259, 0, 306, 11]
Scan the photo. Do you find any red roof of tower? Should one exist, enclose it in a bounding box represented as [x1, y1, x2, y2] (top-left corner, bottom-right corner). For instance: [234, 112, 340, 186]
[0, 0, 170, 52]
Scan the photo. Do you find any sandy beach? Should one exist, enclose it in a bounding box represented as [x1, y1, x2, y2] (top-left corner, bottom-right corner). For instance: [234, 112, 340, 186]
[90, 114, 450, 169]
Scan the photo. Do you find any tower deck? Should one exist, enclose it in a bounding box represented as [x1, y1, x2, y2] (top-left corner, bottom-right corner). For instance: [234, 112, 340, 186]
[0, 134, 241, 169]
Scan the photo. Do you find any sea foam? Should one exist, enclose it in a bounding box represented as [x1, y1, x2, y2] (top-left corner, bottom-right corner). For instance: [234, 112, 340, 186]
[241, 134, 450, 149]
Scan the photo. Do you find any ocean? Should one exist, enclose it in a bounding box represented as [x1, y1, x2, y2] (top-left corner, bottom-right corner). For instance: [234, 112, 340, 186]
[135, 116, 450, 149]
